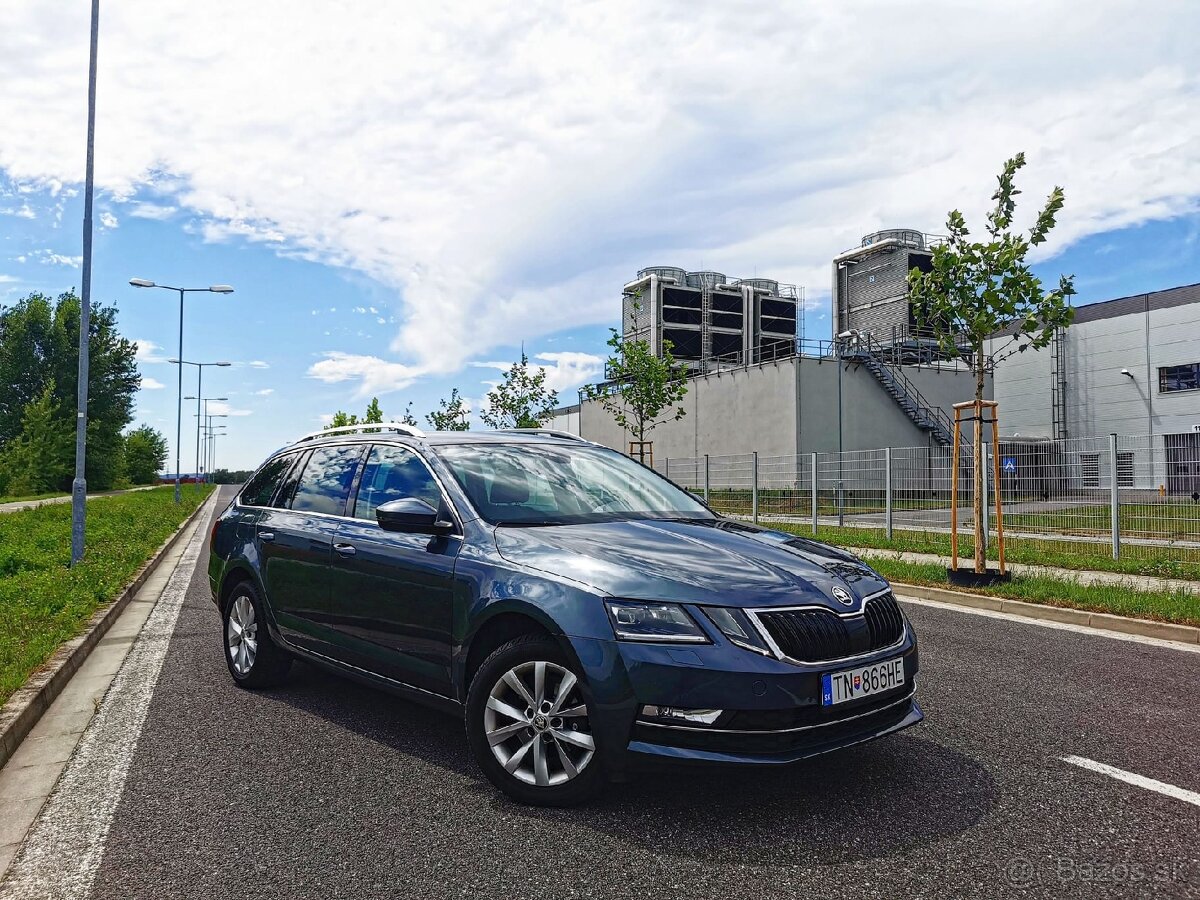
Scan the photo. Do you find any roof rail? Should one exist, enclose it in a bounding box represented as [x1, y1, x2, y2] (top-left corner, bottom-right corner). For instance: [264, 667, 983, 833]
[496, 428, 591, 443]
[293, 422, 427, 444]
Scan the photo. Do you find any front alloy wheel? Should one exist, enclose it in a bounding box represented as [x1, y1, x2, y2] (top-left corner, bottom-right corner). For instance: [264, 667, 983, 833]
[484, 660, 594, 787]
[467, 635, 604, 805]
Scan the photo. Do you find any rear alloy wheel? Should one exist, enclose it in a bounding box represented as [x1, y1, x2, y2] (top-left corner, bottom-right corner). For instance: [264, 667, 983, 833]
[222, 581, 292, 688]
[467, 636, 604, 805]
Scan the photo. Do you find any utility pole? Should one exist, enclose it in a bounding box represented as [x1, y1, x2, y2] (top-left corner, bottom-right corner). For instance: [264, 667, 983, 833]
[71, 0, 100, 566]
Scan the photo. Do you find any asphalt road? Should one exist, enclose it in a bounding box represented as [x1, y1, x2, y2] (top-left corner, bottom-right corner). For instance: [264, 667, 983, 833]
[11, 486, 1200, 898]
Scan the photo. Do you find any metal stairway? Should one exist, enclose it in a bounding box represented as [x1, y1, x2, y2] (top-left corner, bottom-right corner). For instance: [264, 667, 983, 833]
[843, 340, 956, 446]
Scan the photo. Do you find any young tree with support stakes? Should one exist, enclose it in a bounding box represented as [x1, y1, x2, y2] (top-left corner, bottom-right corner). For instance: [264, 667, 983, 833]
[480, 354, 557, 430]
[908, 152, 1076, 575]
[582, 300, 689, 465]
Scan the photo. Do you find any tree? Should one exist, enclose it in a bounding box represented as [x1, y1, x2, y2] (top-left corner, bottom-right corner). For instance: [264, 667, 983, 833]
[480, 354, 557, 430]
[582, 299, 689, 462]
[0, 291, 139, 491]
[908, 153, 1076, 574]
[124, 424, 168, 485]
[324, 396, 384, 431]
[400, 402, 419, 427]
[426, 389, 470, 431]
[0, 383, 73, 497]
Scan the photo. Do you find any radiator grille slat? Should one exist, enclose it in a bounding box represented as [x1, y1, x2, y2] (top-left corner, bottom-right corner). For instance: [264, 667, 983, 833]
[756, 593, 904, 663]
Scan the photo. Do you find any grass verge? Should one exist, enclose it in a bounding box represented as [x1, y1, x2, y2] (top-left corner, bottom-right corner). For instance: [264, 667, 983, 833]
[865, 558, 1200, 628]
[0, 485, 212, 704]
[769, 522, 1200, 582]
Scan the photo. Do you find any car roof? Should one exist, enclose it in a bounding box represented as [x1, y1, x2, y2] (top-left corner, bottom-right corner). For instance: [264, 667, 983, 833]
[277, 428, 593, 454]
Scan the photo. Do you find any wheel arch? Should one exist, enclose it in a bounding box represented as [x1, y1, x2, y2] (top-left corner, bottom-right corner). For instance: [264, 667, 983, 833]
[459, 604, 574, 702]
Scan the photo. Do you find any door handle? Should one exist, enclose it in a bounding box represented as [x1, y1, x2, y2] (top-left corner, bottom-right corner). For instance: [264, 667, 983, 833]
[258, 531, 275, 543]
[333, 543, 356, 558]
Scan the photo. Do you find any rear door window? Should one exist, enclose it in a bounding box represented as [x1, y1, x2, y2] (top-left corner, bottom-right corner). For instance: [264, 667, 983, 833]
[288, 445, 365, 516]
[241, 454, 296, 507]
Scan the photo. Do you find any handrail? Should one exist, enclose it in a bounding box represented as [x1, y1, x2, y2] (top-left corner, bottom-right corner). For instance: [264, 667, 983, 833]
[293, 422, 427, 443]
[843, 334, 961, 444]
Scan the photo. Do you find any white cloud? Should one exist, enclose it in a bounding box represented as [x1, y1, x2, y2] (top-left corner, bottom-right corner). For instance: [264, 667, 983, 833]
[253, 388, 274, 395]
[307, 351, 423, 399]
[133, 338, 169, 364]
[207, 401, 252, 417]
[141, 376, 165, 389]
[1, 2, 1198, 372]
[0, 202, 35, 219]
[127, 202, 177, 220]
[240, 360, 270, 369]
[473, 350, 604, 395]
[99, 210, 119, 229]
[36, 251, 82, 267]
[0, 274, 19, 284]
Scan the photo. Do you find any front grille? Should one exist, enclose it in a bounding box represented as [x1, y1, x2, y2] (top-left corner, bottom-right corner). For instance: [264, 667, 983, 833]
[755, 592, 904, 663]
[863, 591, 905, 648]
[756, 608, 851, 662]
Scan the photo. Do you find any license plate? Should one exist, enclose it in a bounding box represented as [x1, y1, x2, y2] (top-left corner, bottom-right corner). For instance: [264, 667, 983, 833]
[821, 657, 905, 706]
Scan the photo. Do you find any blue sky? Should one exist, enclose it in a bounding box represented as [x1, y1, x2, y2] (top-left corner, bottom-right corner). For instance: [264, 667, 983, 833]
[1, 2, 1198, 470]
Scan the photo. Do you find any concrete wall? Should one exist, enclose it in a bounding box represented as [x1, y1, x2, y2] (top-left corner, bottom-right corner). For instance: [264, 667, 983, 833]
[989, 294, 1200, 440]
[578, 354, 985, 459]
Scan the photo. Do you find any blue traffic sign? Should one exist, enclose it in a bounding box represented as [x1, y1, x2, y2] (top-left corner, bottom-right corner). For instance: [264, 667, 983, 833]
[1002, 457, 1017, 473]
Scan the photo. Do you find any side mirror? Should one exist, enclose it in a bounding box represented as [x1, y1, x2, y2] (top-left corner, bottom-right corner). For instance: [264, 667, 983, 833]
[375, 498, 454, 535]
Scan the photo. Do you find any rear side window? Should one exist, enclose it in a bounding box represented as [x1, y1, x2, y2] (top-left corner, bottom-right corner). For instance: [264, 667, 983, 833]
[352, 444, 443, 522]
[240, 455, 294, 507]
[289, 445, 364, 516]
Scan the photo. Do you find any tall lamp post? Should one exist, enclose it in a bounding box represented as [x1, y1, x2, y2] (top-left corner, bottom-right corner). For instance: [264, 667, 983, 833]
[208, 425, 229, 481]
[183, 387, 228, 483]
[129, 279, 233, 502]
[201, 412, 229, 481]
[70, 0, 100, 566]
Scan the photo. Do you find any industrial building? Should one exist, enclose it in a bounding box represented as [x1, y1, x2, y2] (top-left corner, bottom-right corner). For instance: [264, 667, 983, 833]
[555, 238, 1200, 497]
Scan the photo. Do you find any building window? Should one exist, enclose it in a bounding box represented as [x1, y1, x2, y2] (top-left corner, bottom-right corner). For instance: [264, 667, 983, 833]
[1159, 362, 1200, 393]
[1117, 451, 1135, 487]
[1080, 454, 1100, 488]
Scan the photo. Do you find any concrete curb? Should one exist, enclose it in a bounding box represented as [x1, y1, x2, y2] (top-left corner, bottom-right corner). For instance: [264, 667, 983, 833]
[0, 491, 217, 770]
[892, 581, 1200, 645]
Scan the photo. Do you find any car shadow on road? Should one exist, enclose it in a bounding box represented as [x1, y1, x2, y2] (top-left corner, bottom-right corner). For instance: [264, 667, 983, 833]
[269, 662, 997, 867]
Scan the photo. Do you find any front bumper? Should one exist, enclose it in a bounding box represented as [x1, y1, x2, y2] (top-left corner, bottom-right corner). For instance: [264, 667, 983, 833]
[568, 625, 921, 770]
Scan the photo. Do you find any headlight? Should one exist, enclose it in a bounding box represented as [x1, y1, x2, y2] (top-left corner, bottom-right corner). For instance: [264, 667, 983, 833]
[704, 607, 773, 656]
[605, 600, 709, 643]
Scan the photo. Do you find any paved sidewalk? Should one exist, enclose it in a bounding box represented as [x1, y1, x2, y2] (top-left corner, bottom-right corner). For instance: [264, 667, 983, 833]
[846, 545, 1200, 595]
[0, 486, 160, 516]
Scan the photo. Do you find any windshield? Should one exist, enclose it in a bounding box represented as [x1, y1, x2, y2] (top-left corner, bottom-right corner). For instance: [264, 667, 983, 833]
[435, 442, 714, 526]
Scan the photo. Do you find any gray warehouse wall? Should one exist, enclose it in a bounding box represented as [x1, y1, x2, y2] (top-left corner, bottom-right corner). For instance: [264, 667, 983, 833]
[578, 356, 986, 458]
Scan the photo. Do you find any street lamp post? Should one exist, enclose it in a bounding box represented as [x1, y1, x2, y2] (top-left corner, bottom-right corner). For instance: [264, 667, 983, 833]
[129, 279, 233, 502]
[70, 0, 100, 566]
[208, 426, 228, 481]
[199, 411, 229, 481]
[183, 382, 229, 484]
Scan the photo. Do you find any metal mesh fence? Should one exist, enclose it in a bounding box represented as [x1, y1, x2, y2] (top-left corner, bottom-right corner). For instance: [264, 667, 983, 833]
[658, 431, 1200, 569]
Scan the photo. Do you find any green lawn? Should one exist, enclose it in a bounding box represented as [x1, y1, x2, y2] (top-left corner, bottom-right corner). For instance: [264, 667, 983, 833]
[770, 522, 1200, 581]
[870, 558, 1200, 628]
[0, 485, 212, 704]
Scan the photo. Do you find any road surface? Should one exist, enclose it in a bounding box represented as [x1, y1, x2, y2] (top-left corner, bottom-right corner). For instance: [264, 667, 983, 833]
[2, 485, 1197, 899]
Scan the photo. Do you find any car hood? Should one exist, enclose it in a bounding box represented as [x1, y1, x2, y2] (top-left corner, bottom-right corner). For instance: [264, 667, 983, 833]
[492, 518, 889, 611]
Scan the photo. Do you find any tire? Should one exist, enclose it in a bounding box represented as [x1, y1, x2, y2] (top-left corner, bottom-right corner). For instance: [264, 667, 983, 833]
[222, 581, 292, 688]
[466, 635, 605, 806]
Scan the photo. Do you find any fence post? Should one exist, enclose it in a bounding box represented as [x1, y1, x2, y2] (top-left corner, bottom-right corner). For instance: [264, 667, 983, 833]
[664, 457, 670, 481]
[751, 451, 759, 524]
[810, 452, 818, 535]
[703, 454, 710, 503]
[885, 447, 893, 541]
[1110, 432, 1120, 560]
[981, 442, 989, 556]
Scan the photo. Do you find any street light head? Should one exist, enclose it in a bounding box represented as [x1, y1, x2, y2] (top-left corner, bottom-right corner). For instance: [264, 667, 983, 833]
[167, 358, 182, 364]
[215, 361, 232, 367]
[214, 397, 229, 401]
[129, 278, 155, 288]
[184, 395, 197, 400]
[209, 285, 235, 294]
